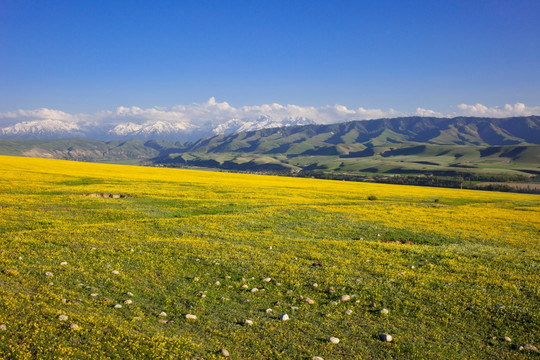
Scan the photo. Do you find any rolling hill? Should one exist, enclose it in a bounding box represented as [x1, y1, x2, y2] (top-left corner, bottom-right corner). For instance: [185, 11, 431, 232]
[0, 155, 539, 359]
[156, 116, 540, 183]
[1, 116, 539, 188]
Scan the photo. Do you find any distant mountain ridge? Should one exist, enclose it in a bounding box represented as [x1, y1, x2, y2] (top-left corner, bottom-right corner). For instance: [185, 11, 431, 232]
[184, 116, 540, 155]
[0, 112, 317, 141]
[1, 116, 539, 183]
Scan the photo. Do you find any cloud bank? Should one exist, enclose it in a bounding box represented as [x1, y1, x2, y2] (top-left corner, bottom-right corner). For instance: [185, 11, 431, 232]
[0, 98, 539, 140]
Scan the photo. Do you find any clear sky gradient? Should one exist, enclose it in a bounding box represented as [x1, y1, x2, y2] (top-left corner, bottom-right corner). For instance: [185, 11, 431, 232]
[1, 0, 539, 113]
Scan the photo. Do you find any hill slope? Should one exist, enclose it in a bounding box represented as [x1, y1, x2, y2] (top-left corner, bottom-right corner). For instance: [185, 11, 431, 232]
[1, 116, 539, 183]
[157, 116, 540, 181]
[183, 116, 540, 154]
[0, 155, 538, 359]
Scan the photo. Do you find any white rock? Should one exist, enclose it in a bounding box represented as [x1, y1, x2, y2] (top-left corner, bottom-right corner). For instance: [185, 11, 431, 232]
[185, 314, 197, 320]
[251, 288, 259, 293]
[340, 295, 350, 302]
[312, 283, 319, 288]
[114, 304, 122, 309]
[241, 284, 249, 289]
[126, 291, 134, 296]
[60, 262, 68, 266]
[312, 357, 324, 360]
[345, 309, 353, 315]
[265, 308, 273, 313]
[331, 301, 338, 306]
[329, 337, 340, 344]
[45, 272, 53, 277]
[280, 314, 289, 321]
[305, 297, 315, 305]
[124, 299, 132, 305]
[70, 323, 80, 330]
[215, 281, 221, 285]
[276, 282, 282, 286]
[291, 306, 299, 310]
[225, 276, 231, 279]
[379, 333, 393, 342]
[158, 311, 167, 317]
[268, 246, 272, 250]
[219, 348, 230, 357]
[380, 308, 389, 314]
[244, 319, 253, 326]
[519, 344, 538, 352]
[0, 324, 6, 330]
[262, 277, 272, 282]
[48, 282, 54, 286]
[193, 277, 199, 282]
[90, 293, 99, 297]
[58, 315, 68, 321]
[111, 270, 119, 275]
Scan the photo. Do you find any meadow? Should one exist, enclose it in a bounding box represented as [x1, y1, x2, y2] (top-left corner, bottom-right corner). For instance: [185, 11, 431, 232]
[0, 155, 538, 359]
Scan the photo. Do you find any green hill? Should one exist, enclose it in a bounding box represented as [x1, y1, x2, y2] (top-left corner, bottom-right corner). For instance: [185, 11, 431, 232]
[1, 116, 539, 190]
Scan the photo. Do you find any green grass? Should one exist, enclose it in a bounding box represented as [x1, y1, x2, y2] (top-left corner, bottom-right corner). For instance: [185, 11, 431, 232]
[0, 155, 538, 359]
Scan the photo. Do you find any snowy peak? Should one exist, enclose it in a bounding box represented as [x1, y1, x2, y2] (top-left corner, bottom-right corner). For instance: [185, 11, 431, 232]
[0, 119, 82, 138]
[107, 121, 196, 139]
[212, 116, 316, 135]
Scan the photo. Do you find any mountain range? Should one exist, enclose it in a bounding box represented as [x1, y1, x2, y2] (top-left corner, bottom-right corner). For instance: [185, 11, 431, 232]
[1, 116, 539, 183]
[0, 111, 316, 141]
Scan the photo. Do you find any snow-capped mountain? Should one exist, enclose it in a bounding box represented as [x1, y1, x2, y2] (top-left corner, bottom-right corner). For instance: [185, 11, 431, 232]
[0, 119, 84, 138]
[0, 110, 319, 141]
[3, 99, 536, 141]
[213, 116, 316, 135]
[107, 121, 196, 139]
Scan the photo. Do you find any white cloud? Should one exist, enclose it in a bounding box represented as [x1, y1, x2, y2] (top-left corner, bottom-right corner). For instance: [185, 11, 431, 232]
[0, 108, 82, 127]
[413, 107, 444, 117]
[454, 102, 540, 117]
[0, 99, 539, 139]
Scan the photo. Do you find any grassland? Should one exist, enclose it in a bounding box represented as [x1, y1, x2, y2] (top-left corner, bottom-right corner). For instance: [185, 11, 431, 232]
[0, 155, 538, 359]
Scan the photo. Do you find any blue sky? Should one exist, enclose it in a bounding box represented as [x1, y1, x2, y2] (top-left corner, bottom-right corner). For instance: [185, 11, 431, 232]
[1, 0, 539, 113]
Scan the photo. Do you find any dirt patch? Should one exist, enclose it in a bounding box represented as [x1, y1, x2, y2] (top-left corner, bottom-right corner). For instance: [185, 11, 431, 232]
[379, 239, 416, 245]
[82, 193, 129, 199]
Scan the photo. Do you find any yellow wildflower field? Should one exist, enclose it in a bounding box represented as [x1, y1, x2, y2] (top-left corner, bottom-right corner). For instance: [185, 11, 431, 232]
[0, 155, 538, 359]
